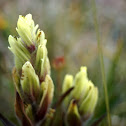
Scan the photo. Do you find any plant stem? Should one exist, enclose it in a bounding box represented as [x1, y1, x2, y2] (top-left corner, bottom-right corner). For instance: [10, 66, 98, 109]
[91, 0, 112, 126]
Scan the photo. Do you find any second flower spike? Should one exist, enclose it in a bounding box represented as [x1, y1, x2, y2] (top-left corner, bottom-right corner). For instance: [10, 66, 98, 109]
[62, 66, 99, 124]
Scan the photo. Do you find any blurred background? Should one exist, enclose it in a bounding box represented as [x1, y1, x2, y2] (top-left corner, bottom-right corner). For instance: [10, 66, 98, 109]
[0, 0, 126, 126]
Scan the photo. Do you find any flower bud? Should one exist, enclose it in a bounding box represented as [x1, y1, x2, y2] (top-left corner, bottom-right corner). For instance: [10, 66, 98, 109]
[79, 81, 98, 118]
[40, 75, 54, 107]
[21, 61, 40, 102]
[8, 35, 30, 70]
[36, 75, 54, 121]
[35, 41, 50, 79]
[35, 44, 47, 74]
[72, 67, 89, 100]
[62, 74, 73, 94]
[36, 29, 47, 45]
[16, 14, 38, 47]
[62, 74, 73, 107]
[66, 100, 81, 126]
[40, 57, 50, 79]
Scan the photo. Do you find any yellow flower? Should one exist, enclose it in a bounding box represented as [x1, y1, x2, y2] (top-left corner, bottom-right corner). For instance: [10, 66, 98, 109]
[8, 14, 53, 123]
[62, 66, 98, 121]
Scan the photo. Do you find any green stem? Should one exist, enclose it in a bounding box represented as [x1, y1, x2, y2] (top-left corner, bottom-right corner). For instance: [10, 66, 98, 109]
[56, 70, 61, 99]
[91, 0, 112, 126]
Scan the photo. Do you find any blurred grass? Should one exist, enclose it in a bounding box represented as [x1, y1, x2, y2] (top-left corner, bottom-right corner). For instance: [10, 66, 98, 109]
[91, 0, 111, 125]
[87, 40, 123, 126]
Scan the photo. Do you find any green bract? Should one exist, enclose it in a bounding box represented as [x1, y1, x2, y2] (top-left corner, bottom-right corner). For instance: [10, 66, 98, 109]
[67, 100, 81, 126]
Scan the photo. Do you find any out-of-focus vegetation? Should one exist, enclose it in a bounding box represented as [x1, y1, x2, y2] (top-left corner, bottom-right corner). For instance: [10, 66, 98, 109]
[0, 0, 126, 126]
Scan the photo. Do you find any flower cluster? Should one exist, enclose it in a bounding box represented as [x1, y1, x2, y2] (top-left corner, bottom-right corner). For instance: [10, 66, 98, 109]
[8, 14, 54, 124]
[8, 14, 98, 126]
[62, 67, 98, 126]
